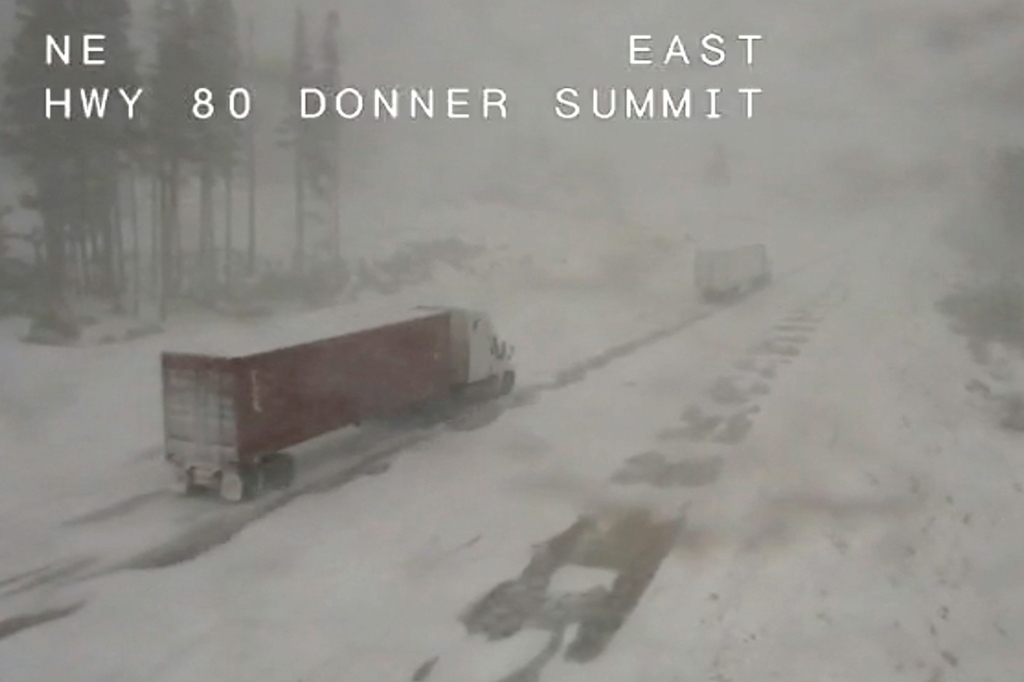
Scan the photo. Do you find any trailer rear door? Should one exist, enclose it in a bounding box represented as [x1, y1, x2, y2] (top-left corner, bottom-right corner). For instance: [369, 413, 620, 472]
[163, 357, 239, 473]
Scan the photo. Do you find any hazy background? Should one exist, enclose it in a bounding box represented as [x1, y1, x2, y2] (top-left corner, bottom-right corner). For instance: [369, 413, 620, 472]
[3, 5, 1024, 678]
[4, 0, 1019, 269]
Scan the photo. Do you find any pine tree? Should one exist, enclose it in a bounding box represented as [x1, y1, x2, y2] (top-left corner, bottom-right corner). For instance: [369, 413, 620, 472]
[244, 11, 257, 278]
[2, 0, 138, 312]
[279, 7, 313, 277]
[148, 0, 196, 314]
[1, 0, 75, 306]
[74, 0, 139, 308]
[192, 0, 240, 302]
[314, 9, 341, 283]
[0, 205, 10, 258]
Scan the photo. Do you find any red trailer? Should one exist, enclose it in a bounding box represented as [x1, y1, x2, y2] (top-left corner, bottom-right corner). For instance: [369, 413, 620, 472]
[162, 306, 515, 501]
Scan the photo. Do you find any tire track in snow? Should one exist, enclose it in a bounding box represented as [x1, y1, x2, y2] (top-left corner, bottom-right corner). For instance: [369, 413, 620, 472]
[578, 278, 855, 677]
[613, 277, 850, 488]
[509, 251, 839, 406]
[0, 602, 84, 643]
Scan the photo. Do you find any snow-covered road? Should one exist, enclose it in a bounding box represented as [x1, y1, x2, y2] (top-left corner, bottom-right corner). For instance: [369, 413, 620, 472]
[3, 203, 1020, 682]
[0, 226, 832, 588]
[546, 225, 1024, 682]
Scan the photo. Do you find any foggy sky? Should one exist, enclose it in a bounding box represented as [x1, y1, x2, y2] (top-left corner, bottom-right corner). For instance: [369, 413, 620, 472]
[0, 0, 1021, 252]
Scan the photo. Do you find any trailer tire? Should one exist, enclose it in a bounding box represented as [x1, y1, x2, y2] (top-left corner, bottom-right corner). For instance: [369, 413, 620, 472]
[220, 466, 259, 502]
[219, 470, 246, 503]
[262, 453, 296, 490]
[171, 467, 199, 496]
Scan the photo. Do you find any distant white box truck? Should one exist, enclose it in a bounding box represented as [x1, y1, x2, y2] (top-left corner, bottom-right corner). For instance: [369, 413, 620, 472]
[694, 244, 771, 302]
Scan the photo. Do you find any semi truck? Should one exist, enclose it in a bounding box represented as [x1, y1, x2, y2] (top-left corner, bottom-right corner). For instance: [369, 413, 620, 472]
[161, 305, 516, 502]
[694, 244, 771, 302]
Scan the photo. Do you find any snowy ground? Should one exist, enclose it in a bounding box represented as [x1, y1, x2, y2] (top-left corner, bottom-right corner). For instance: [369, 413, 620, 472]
[3, 0, 1024, 676]
[0, 211, 817, 578]
[2, 191, 1022, 682]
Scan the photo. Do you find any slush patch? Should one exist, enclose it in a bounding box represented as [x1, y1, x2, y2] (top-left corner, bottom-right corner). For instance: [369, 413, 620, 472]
[612, 451, 724, 488]
[461, 509, 681, 678]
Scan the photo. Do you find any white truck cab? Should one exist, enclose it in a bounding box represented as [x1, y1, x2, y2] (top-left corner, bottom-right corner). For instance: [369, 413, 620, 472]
[465, 311, 514, 382]
[416, 306, 516, 395]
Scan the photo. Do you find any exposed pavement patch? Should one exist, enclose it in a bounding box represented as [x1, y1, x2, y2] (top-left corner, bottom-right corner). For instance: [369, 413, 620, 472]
[733, 357, 758, 372]
[712, 411, 756, 444]
[774, 323, 816, 333]
[705, 377, 750, 405]
[733, 357, 779, 380]
[749, 380, 771, 396]
[940, 283, 1024, 434]
[650, 292, 841, 457]
[938, 282, 1024, 357]
[455, 509, 682, 679]
[674, 406, 724, 442]
[751, 340, 801, 356]
[611, 452, 724, 488]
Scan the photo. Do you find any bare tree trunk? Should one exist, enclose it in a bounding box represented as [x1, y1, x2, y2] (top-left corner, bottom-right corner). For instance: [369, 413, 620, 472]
[111, 173, 125, 313]
[160, 165, 171, 300]
[79, 231, 90, 295]
[199, 161, 215, 303]
[246, 12, 258, 278]
[224, 166, 234, 295]
[331, 128, 341, 291]
[129, 168, 140, 316]
[44, 218, 66, 304]
[150, 168, 160, 317]
[100, 167, 118, 301]
[294, 147, 305, 277]
[247, 124, 256, 277]
[160, 165, 174, 321]
[169, 157, 182, 297]
[38, 165, 68, 307]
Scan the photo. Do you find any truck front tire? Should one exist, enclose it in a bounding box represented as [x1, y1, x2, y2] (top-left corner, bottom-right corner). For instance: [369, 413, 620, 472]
[500, 371, 516, 395]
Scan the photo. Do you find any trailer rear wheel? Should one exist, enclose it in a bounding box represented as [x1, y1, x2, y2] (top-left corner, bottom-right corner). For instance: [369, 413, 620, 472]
[171, 467, 199, 496]
[219, 470, 245, 502]
[220, 466, 260, 502]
